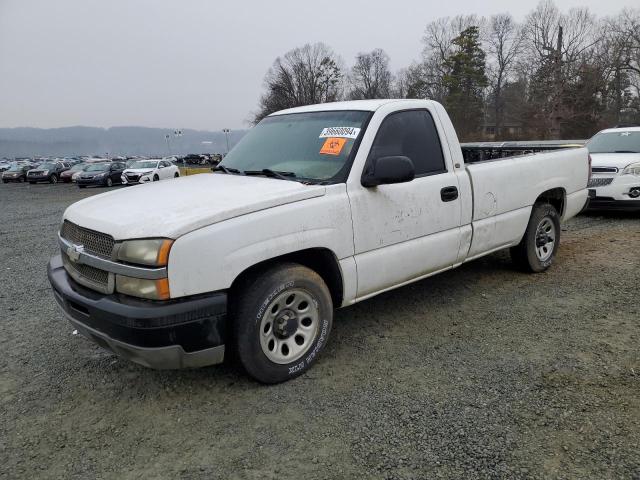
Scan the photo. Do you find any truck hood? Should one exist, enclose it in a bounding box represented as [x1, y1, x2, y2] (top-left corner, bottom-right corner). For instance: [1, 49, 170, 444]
[590, 152, 640, 170]
[63, 174, 326, 240]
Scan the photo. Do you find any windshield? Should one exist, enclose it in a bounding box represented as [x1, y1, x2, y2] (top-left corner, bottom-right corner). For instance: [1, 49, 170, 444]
[39, 163, 56, 170]
[130, 160, 159, 169]
[587, 131, 640, 153]
[8, 163, 25, 172]
[220, 110, 370, 182]
[85, 163, 110, 172]
[69, 164, 85, 171]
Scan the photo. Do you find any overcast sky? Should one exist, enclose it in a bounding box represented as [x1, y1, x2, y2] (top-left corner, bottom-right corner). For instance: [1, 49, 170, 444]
[0, 0, 635, 130]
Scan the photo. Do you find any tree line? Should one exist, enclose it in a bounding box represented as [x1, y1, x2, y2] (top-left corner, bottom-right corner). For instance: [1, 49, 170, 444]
[253, 1, 640, 142]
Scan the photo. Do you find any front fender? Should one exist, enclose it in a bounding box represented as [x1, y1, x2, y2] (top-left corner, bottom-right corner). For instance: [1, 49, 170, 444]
[167, 185, 353, 298]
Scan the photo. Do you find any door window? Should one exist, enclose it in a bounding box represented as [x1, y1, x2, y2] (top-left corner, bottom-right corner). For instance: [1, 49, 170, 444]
[368, 110, 446, 176]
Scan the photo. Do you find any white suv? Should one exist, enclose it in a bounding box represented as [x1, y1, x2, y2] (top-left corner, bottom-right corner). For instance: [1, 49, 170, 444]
[122, 159, 180, 185]
[586, 126, 640, 211]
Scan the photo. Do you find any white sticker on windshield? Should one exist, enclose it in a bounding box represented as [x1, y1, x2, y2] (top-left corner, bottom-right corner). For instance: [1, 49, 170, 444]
[319, 127, 361, 139]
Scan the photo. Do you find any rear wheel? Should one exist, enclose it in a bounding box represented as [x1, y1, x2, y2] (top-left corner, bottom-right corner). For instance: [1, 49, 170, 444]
[510, 203, 560, 272]
[233, 263, 333, 383]
[174, 172, 179, 178]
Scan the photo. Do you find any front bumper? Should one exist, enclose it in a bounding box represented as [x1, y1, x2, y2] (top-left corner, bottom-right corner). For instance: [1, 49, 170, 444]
[27, 174, 50, 182]
[587, 197, 640, 211]
[48, 255, 228, 369]
[2, 175, 23, 182]
[77, 177, 106, 186]
[121, 174, 152, 185]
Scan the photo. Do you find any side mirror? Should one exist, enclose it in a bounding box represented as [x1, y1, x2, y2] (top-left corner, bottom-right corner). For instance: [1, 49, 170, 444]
[361, 156, 415, 188]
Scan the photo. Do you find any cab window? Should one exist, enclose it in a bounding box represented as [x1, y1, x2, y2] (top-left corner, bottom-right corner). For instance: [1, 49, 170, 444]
[369, 110, 446, 176]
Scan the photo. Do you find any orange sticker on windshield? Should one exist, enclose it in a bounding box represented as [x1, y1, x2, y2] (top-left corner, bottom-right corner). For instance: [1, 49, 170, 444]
[320, 137, 347, 156]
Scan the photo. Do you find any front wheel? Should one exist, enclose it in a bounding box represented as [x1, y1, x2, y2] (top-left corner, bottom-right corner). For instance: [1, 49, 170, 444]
[106, 177, 113, 187]
[174, 172, 179, 178]
[50, 174, 58, 184]
[510, 203, 560, 272]
[233, 263, 333, 383]
[153, 174, 159, 181]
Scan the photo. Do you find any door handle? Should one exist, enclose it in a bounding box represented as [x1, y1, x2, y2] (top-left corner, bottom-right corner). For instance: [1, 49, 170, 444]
[440, 186, 458, 202]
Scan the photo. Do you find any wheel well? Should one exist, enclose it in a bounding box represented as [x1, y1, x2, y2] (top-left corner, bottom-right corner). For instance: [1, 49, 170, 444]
[535, 188, 565, 216]
[230, 248, 344, 307]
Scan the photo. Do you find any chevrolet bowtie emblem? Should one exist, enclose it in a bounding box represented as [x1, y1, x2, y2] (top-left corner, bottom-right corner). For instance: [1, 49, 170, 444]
[67, 244, 84, 262]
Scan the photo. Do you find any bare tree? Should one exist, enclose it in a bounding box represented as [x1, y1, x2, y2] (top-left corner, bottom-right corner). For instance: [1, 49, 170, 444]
[254, 43, 343, 123]
[522, 1, 600, 138]
[348, 49, 392, 99]
[485, 14, 524, 136]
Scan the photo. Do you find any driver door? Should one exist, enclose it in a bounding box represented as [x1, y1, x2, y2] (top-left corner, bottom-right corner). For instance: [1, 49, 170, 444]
[347, 109, 463, 299]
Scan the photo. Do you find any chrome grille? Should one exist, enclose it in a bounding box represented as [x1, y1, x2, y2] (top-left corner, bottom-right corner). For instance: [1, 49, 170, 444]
[60, 220, 114, 258]
[62, 252, 112, 294]
[588, 177, 614, 188]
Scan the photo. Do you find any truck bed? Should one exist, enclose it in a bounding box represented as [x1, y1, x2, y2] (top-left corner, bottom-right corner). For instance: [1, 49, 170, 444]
[463, 146, 590, 259]
[461, 140, 586, 163]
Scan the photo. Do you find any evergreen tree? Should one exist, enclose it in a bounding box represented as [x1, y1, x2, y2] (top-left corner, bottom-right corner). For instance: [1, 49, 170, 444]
[442, 26, 488, 140]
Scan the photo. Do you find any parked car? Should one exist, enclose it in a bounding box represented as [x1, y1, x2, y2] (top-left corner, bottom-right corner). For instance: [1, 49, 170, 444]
[2, 163, 31, 183]
[48, 99, 589, 383]
[121, 159, 180, 185]
[60, 163, 87, 183]
[77, 162, 126, 188]
[27, 161, 70, 184]
[585, 126, 640, 211]
[0, 162, 11, 172]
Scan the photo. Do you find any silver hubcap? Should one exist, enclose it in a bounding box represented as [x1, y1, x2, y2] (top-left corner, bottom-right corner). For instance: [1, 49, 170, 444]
[259, 289, 319, 364]
[535, 217, 556, 262]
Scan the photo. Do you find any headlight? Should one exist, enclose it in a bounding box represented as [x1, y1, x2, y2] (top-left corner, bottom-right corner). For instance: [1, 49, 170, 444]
[42, 170, 49, 175]
[622, 162, 640, 176]
[115, 275, 170, 300]
[141, 170, 153, 175]
[117, 238, 173, 266]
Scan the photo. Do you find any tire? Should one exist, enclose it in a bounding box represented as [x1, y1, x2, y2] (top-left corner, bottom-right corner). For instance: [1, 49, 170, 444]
[78, 185, 86, 189]
[174, 172, 179, 178]
[50, 174, 58, 184]
[510, 203, 560, 273]
[153, 174, 159, 181]
[106, 177, 113, 187]
[2, 180, 7, 184]
[18, 176, 24, 183]
[233, 263, 333, 384]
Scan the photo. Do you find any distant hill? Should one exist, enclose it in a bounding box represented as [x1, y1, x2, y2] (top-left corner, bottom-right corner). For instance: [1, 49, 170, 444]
[0, 126, 247, 158]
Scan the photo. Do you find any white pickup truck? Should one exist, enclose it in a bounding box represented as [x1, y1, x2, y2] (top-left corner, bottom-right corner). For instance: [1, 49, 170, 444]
[48, 99, 589, 383]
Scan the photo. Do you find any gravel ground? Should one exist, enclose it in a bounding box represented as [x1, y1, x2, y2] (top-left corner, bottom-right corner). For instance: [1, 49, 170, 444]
[1, 182, 639, 480]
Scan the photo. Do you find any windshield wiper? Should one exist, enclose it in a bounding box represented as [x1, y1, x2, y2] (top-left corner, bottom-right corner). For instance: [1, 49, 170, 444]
[613, 150, 639, 153]
[212, 165, 243, 174]
[244, 169, 297, 181]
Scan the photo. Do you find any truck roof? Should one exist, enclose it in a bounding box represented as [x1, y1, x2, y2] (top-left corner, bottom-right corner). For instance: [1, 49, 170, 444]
[270, 99, 433, 116]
